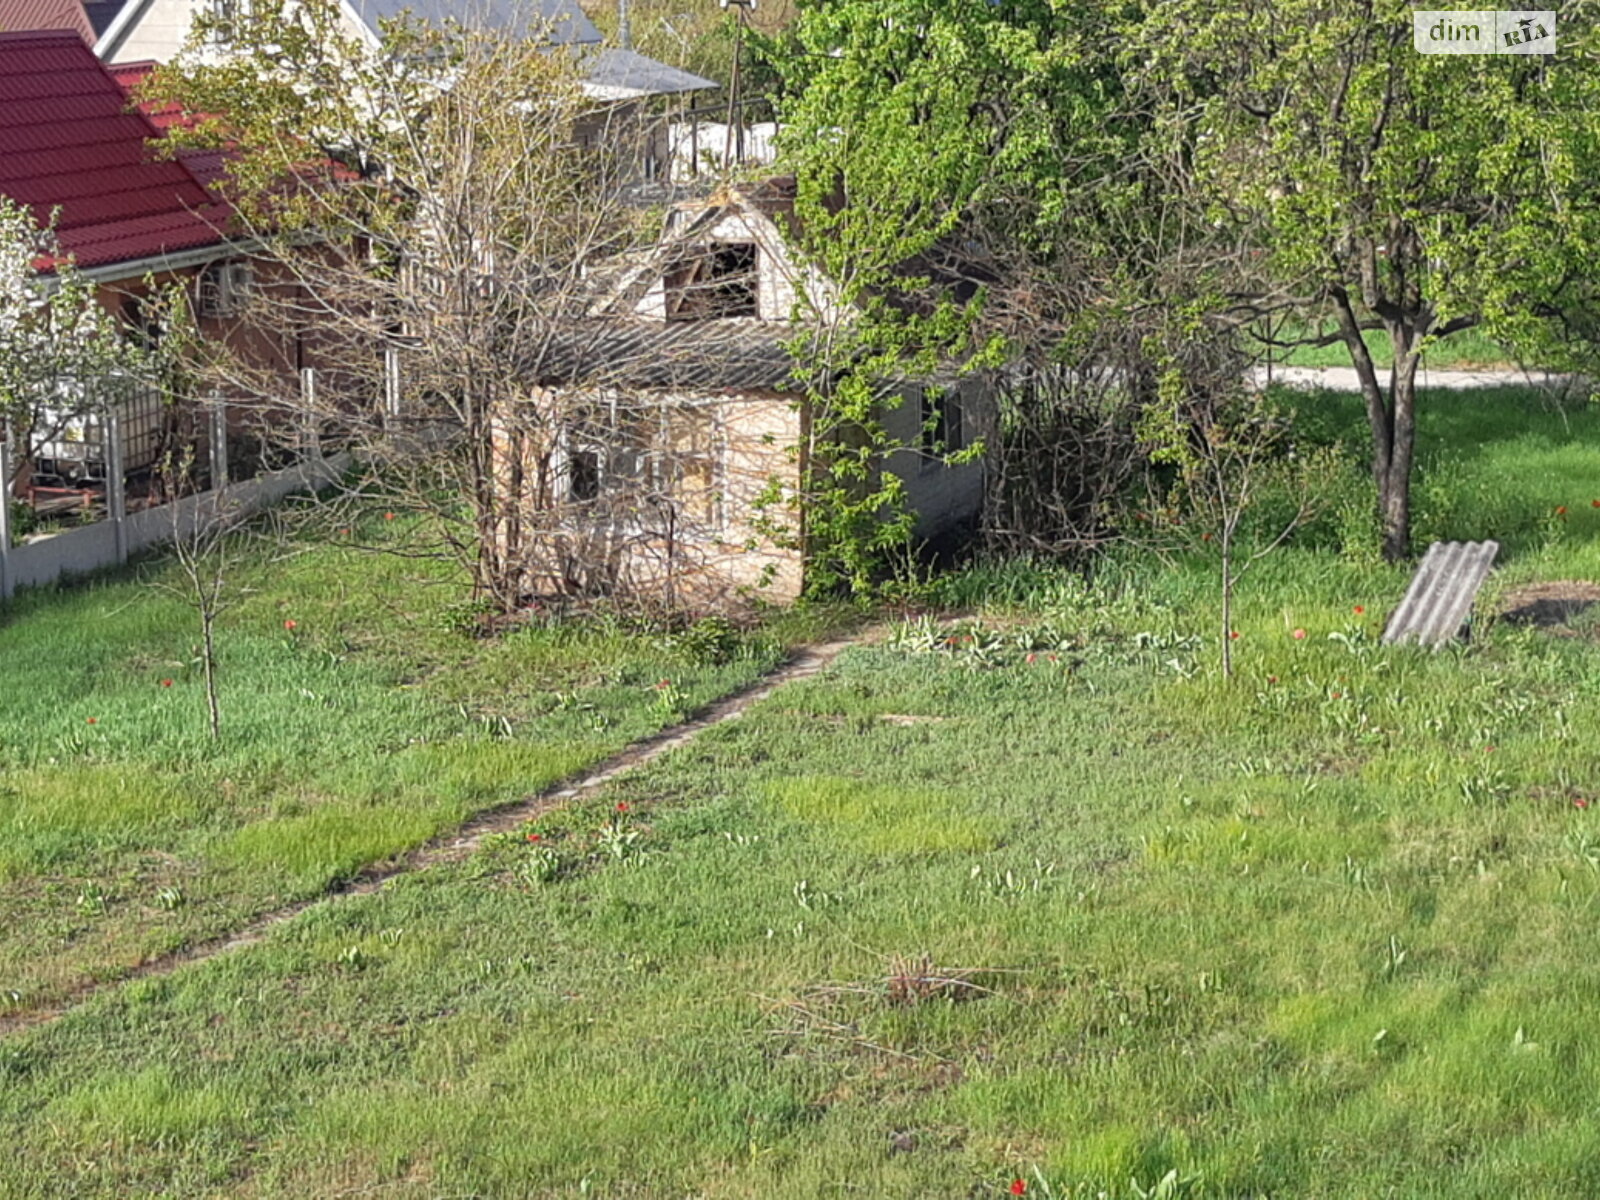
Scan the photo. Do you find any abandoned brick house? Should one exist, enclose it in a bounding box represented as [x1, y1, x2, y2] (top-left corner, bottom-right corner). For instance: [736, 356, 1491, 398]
[498, 178, 995, 608]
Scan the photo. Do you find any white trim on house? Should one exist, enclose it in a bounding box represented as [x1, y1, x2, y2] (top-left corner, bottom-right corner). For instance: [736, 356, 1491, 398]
[93, 0, 155, 58]
[68, 238, 262, 287]
[98, 0, 379, 59]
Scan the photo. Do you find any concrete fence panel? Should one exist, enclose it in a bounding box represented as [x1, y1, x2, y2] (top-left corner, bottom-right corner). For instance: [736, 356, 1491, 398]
[2, 453, 350, 600]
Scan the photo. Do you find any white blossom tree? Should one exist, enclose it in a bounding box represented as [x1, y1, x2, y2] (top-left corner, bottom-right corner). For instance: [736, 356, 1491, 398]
[0, 198, 162, 505]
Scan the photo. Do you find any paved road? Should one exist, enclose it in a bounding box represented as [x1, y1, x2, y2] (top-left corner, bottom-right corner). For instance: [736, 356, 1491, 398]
[1250, 365, 1576, 392]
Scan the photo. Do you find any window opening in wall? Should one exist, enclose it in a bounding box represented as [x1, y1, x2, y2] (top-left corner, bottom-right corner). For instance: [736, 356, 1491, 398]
[196, 261, 254, 318]
[209, 0, 250, 43]
[568, 448, 600, 502]
[917, 387, 964, 463]
[558, 399, 724, 528]
[665, 243, 758, 319]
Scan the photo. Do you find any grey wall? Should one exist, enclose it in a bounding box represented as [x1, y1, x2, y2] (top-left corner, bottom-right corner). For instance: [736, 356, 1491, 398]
[1, 454, 349, 599]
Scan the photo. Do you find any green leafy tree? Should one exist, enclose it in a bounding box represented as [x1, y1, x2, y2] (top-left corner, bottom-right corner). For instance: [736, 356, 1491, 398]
[1121, 0, 1600, 559]
[769, 0, 1096, 593]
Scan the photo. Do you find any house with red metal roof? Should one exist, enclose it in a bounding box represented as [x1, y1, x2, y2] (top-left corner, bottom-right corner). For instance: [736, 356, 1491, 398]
[0, 29, 235, 279]
[0, 29, 269, 486]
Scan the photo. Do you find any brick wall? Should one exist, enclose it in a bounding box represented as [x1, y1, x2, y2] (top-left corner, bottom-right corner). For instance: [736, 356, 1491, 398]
[492, 388, 805, 611]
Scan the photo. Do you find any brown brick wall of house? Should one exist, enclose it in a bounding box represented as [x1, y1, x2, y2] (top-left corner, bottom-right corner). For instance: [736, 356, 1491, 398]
[492, 389, 805, 611]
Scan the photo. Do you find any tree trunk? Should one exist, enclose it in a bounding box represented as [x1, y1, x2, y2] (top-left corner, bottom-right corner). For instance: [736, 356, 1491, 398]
[1379, 343, 1420, 562]
[201, 608, 220, 739]
[1220, 540, 1233, 680]
[1376, 315, 1425, 562]
[1333, 287, 1419, 562]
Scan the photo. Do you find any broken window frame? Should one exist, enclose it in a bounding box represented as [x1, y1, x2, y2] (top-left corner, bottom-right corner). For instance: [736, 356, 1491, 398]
[554, 393, 726, 531]
[663, 242, 760, 321]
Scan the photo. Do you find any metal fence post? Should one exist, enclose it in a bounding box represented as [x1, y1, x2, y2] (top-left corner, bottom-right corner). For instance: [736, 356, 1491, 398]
[106, 402, 127, 565]
[384, 345, 401, 428]
[209, 393, 229, 488]
[0, 425, 13, 600]
[300, 366, 321, 461]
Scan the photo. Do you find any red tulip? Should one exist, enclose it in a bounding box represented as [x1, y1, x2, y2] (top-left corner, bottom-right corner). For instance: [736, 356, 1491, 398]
[1353, 605, 1365, 615]
[284, 619, 297, 631]
[1010, 1181, 1027, 1197]
[160, 679, 173, 687]
[1292, 628, 1306, 640]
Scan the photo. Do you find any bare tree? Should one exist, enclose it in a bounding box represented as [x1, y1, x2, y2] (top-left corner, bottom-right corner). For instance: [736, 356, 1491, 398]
[148, 0, 745, 617]
[156, 440, 249, 738]
[1140, 373, 1340, 680]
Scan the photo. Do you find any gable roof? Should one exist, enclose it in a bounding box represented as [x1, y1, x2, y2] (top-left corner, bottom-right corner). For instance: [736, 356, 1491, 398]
[0, 30, 232, 272]
[585, 180, 807, 319]
[0, 0, 94, 41]
[574, 46, 716, 100]
[345, 0, 599, 43]
[99, 0, 602, 55]
[97, 0, 713, 98]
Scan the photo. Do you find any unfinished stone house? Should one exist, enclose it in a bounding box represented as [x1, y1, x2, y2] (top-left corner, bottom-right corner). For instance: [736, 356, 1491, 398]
[497, 177, 995, 609]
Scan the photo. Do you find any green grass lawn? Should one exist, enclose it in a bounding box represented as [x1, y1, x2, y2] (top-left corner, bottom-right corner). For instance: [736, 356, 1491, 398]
[2, 389, 1600, 1196]
[0, 517, 848, 1015]
[1252, 320, 1521, 370]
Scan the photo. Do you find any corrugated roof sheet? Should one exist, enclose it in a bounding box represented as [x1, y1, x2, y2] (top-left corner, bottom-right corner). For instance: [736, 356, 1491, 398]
[0, 0, 93, 41]
[1382, 540, 1500, 648]
[0, 30, 232, 271]
[526, 319, 796, 393]
[346, 0, 600, 43]
[107, 61, 230, 185]
[577, 47, 716, 98]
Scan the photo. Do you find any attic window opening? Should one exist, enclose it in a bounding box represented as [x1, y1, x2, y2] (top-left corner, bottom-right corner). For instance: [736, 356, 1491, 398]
[666, 243, 759, 320]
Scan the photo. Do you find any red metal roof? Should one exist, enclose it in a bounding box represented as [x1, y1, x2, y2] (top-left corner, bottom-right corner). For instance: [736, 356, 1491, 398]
[104, 57, 230, 185]
[0, 30, 233, 272]
[0, 0, 93, 43]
